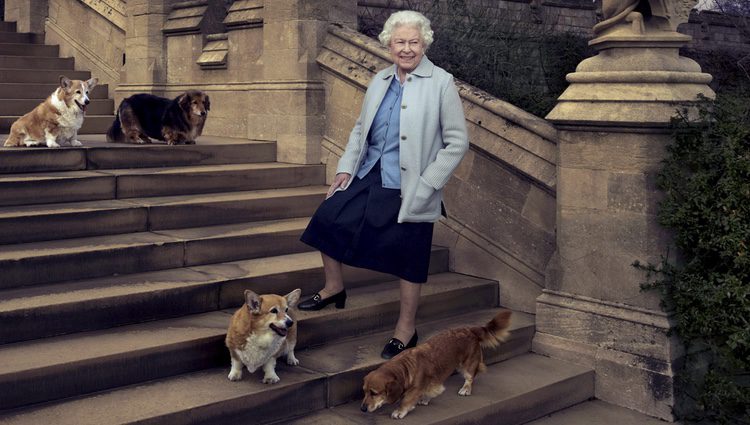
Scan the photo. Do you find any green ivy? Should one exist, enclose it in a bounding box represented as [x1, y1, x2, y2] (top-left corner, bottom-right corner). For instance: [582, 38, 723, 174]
[637, 93, 750, 424]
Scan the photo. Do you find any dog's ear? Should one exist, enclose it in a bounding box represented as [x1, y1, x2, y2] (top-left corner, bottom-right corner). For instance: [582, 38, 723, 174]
[204, 95, 210, 111]
[385, 379, 404, 403]
[285, 289, 301, 308]
[244, 289, 261, 314]
[59, 76, 71, 89]
[178, 94, 191, 112]
[86, 77, 99, 90]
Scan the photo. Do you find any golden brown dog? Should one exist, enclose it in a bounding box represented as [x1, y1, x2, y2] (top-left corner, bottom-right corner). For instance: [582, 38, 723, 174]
[106, 90, 210, 145]
[225, 288, 301, 384]
[361, 310, 512, 419]
[4, 76, 98, 148]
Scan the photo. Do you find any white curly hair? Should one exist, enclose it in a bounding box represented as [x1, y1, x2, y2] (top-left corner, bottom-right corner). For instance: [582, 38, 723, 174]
[378, 10, 434, 50]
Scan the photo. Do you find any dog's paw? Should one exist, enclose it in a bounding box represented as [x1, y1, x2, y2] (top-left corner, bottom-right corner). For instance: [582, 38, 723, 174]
[227, 369, 243, 381]
[391, 409, 408, 419]
[286, 353, 299, 366]
[71, 140, 83, 147]
[458, 386, 472, 396]
[45, 140, 60, 148]
[262, 373, 280, 384]
[417, 398, 430, 406]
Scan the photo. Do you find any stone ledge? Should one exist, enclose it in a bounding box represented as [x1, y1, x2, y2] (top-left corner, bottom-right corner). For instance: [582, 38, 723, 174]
[197, 33, 229, 69]
[224, 0, 263, 30]
[163, 1, 208, 36]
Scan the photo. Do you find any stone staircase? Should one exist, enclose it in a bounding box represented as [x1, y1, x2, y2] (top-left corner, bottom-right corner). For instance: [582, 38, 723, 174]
[0, 19, 596, 425]
[0, 133, 595, 424]
[0, 21, 113, 134]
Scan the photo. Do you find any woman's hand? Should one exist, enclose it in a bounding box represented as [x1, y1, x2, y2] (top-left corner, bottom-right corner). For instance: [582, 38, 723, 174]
[326, 173, 351, 199]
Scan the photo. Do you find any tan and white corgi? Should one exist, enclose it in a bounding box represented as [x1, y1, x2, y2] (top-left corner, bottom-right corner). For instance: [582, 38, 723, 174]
[225, 288, 301, 384]
[4, 75, 98, 148]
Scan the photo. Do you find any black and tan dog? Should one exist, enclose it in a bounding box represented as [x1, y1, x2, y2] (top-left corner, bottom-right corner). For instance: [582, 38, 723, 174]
[106, 91, 210, 145]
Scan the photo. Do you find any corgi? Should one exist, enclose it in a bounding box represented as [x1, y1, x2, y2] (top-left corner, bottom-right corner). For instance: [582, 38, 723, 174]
[4, 76, 98, 148]
[361, 310, 512, 419]
[225, 288, 301, 384]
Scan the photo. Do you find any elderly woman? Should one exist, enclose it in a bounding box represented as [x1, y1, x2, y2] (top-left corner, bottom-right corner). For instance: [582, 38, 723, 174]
[298, 10, 469, 359]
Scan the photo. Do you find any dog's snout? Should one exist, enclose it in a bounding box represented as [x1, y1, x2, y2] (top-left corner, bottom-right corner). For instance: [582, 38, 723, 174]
[285, 318, 293, 327]
[200, 111, 206, 116]
[84, 99, 90, 105]
[360, 404, 368, 412]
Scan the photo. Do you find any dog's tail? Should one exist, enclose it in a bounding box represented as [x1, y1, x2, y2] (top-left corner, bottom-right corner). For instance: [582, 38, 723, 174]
[106, 109, 124, 143]
[474, 310, 512, 349]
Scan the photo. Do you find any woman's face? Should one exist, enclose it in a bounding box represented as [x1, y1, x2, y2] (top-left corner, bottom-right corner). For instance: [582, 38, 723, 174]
[388, 25, 425, 76]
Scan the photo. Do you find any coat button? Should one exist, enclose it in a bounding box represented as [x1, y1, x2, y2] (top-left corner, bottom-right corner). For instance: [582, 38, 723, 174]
[407, 77, 412, 82]
[401, 135, 406, 140]
[401, 105, 407, 109]
[400, 166, 406, 171]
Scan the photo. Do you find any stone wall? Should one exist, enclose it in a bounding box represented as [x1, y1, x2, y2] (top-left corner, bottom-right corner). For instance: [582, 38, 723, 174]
[317, 24, 558, 314]
[359, 0, 750, 53]
[45, 0, 126, 92]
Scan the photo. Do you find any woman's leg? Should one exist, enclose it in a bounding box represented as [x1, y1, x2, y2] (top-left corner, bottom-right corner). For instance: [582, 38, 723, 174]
[318, 252, 345, 298]
[392, 279, 421, 342]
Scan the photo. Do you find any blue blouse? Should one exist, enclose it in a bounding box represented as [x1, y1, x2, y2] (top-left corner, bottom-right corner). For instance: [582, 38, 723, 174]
[356, 74, 403, 189]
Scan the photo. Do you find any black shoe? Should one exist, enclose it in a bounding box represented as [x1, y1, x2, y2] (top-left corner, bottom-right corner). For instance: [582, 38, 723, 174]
[298, 290, 347, 311]
[380, 330, 418, 360]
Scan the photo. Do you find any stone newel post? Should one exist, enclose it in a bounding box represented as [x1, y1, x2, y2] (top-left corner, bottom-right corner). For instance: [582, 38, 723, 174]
[537, 0, 714, 420]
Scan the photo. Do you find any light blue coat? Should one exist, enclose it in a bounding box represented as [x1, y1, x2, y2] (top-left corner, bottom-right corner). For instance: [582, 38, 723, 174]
[336, 56, 469, 223]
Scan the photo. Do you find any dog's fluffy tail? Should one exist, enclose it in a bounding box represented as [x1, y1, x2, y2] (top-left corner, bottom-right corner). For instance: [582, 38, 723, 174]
[475, 310, 512, 349]
[106, 110, 124, 143]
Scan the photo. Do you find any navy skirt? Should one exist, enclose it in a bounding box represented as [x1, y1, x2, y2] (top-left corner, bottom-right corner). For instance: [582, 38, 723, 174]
[300, 165, 434, 283]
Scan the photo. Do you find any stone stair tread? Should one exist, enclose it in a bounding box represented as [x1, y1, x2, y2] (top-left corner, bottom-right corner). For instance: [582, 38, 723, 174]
[119, 184, 327, 207]
[0, 267, 226, 313]
[0, 198, 137, 219]
[0, 230, 178, 260]
[0, 169, 108, 183]
[101, 161, 318, 176]
[286, 354, 593, 425]
[75, 133, 274, 146]
[525, 400, 666, 425]
[153, 215, 309, 240]
[0, 366, 326, 425]
[0, 274, 496, 377]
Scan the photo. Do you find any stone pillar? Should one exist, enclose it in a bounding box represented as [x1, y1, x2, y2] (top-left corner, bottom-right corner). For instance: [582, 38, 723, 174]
[536, 0, 714, 420]
[4, 0, 48, 34]
[116, 0, 179, 103]
[259, 0, 356, 164]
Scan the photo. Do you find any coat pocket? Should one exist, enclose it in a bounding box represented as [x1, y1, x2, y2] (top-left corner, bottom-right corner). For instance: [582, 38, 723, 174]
[408, 176, 440, 216]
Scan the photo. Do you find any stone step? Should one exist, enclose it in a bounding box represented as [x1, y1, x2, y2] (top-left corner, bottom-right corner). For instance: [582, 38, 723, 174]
[0, 136, 276, 174]
[0, 55, 74, 70]
[0, 83, 108, 99]
[125, 185, 327, 231]
[0, 186, 327, 288]
[525, 400, 666, 425]
[0, 353, 592, 425]
[289, 354, 593, 425]
[107, 162, 326, 198]
[0, 294, 515, 415]
[0, 162, 324, 208]
[0, 247, 449, 344]
[0, 32, 43, 44]
[0, 42, 58, 56]
[0, 68, 91, 83]
[0, 98, 113, 116]
[0, 22, 17, 32]
[0, 170, 116, 207]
